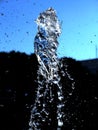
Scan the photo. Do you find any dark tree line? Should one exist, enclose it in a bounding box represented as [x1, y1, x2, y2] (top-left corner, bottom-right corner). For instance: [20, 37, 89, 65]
[0, 51, 98, 130]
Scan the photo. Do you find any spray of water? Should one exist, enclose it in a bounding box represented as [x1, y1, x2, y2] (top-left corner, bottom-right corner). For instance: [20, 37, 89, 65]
[29, 8, 74, 130]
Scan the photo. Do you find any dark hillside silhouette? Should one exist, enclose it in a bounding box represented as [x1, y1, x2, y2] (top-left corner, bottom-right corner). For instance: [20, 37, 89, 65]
[0, 51, 38, 130]
[0, 51, 97, 129]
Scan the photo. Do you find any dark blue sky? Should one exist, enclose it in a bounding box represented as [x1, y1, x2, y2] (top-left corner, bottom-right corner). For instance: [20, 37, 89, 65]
[0, 0, 98, 60]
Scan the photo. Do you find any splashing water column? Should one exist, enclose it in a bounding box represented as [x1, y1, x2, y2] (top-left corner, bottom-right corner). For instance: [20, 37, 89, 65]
[29, 8, 65, 130]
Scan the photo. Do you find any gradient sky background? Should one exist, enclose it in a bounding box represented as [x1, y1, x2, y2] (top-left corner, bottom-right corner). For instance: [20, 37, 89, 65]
[0, 0, 98, 60]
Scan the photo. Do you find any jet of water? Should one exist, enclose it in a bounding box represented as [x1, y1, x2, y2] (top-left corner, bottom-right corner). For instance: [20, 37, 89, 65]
[29, 7, 66, 130]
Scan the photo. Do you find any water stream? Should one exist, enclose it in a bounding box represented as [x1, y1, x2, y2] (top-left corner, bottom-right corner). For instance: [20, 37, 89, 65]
[29, 8, 74, 130]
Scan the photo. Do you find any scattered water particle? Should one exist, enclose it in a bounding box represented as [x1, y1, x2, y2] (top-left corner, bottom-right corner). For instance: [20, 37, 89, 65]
[18, 29, 20, 32]
[4, 33, 9, 37]
[26, 21, 29, 23]
[5, 70, 9, 73]
[33, 3, 36, 5]
[1, 13, 4, 16]
[0, 104, 4, 107]
[58, 119, 63, 126]
[69, 93, 72, 96]
[26, 31, 29, 35]
[94, 96, 98, 100]
[84, 100, 87, 103]
[58, 96, 63, 100]
[24, 93, 28, 96]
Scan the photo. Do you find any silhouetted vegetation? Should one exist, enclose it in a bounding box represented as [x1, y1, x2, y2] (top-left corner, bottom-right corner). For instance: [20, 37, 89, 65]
[0, 51, 97, 130]
[0, 51, 38, 130]
[59, 57, 98, 129]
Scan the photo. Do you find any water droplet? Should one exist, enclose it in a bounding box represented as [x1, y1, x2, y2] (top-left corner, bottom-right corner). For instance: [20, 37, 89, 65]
[58, 119, 63, 126]
[69, 93, 72, 96]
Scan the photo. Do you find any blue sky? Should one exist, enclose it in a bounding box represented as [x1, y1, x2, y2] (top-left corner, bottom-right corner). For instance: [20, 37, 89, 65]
[0, 0, 98, 60]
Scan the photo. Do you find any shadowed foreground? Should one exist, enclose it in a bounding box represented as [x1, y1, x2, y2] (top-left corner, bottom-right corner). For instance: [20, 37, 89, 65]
[0, 51, 98, 130]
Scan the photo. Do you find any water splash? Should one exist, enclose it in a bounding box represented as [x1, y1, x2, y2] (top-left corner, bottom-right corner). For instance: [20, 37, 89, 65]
[29, 8, 74, 129]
